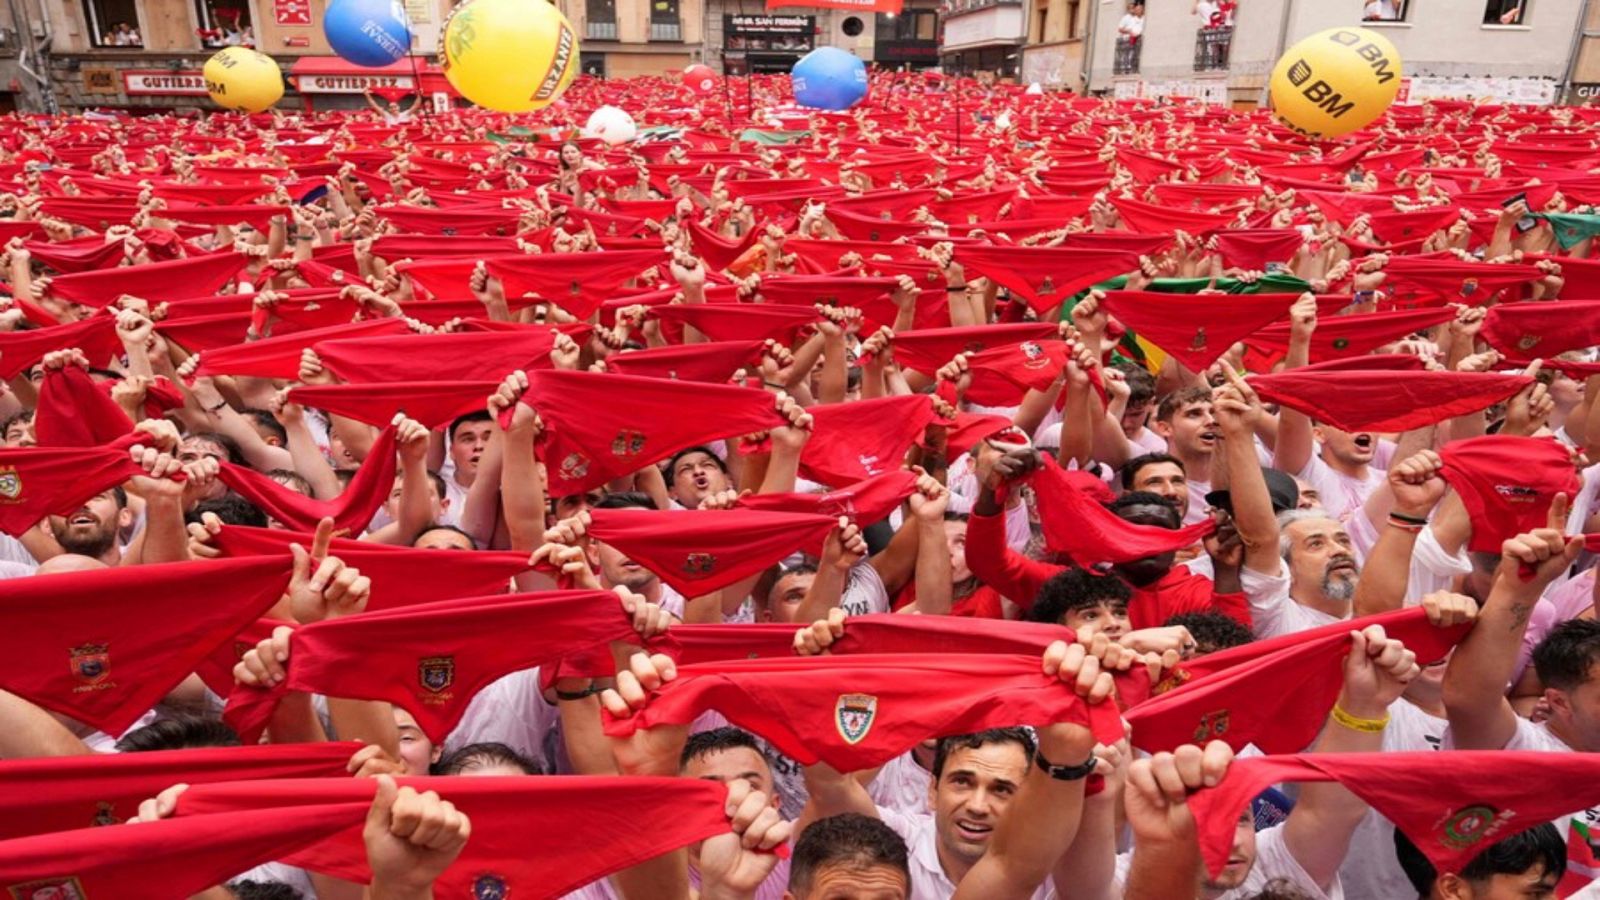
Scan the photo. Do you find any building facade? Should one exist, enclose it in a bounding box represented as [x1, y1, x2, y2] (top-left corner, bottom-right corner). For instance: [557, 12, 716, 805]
[1077, 0, 1586, 107]
[938, 0, 1026, 78]
[40, 0, 706, 113]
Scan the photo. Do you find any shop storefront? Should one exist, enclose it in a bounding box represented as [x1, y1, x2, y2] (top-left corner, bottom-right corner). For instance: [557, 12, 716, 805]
[721, 14, 815, 74]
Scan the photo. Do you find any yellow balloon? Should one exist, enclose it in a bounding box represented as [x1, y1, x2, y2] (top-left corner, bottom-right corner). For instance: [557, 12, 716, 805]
[203, 47, 284, 114]
[441, 0, 579, 113]
[1269, 27, 1402, 139]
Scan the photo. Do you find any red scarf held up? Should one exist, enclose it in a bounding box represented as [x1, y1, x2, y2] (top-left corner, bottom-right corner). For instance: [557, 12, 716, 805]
[511, 369, 784, 497]
[1242, 305, 1457, 368]
[288, 380, 496, 430]
[216, 424, 397, 535]
[224, 590, 638, 744]
[1247, 369, 1533, 433]
[1019, 456, 1216, 566]
[0, 555, 293, 736]
[585, 506, 840, 597]
[1098, 290, 1299, 373]
[1211, 229, 1305, 270]
[875, 322, 1059, 375]
[1188, 752, 1600, 880]
[1439, 435, 1581, 554]
[797, 394, 938, 489]
[646, 303, 819, 344]
[487, 249, 663, 319]
[0, 741, 361, 840]
[313, 328, 573, 384]
[174, 776, 741, 898]
[209, 524, 529, 612]
[0, 800, 370, 900]
[1381, 257, 1543, 306]
[602, 652, 1127, 772]
[602, 339, 768, 383]
[735, 469, 917, 525]
[45, 251, 246, 308]
[954, 245, 1141, 314]
[1481, 299, 1600, 358]
[192, 318, 412, 379]
[0, 315, 123, 379]
[1126, 606, 1470, 754]
[0, 434, 146, 536]
[33, 365, 132, 447]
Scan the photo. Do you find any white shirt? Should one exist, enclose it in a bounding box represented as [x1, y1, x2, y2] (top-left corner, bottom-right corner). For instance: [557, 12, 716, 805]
[444, 666, 565, 773]
[1295, 454, 1385, 525]
[878, 807, 1058, 900]
[1113, 823, 1343, 899]
[868, 752, 934, 817]
[1345, 515, 1472, 605]
[1118, 12, 1144, 37]
[1241, 562, 1345, 639]
[1338, 701, 1446, 900]
[839, 560, 892, 617]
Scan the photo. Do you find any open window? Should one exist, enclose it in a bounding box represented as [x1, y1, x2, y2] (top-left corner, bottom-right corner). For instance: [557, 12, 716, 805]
[1361, 0, 1408, 22]
[196, 0, 255, 49]
[84, 0, 144, 48]
[1483, 0, 1527, 24]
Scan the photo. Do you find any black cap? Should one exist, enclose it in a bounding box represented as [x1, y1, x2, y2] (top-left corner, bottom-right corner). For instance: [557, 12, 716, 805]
[1205, 468, 1299, 515]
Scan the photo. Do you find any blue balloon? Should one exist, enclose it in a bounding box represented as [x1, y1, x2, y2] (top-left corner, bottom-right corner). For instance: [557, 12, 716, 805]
[324, 0, 412, 68]
[791, 47, 868, 111]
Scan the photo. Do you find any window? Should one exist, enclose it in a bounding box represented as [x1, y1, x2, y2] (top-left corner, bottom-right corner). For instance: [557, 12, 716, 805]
[196, 0, 255, 49]
[587, 0, 617, 39]
[84, 0, 143, 48]
[1361, 0, 1408, 21]
[1484, 0, 1527, 23]
[1066, 0, 1080, 37]
[651, 0, 681, 40]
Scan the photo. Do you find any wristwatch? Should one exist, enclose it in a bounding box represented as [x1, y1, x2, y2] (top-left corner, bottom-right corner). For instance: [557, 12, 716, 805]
[1034, 748, 1097, 781]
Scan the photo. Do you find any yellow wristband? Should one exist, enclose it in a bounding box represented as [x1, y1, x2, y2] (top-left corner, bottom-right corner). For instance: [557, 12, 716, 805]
[1330, 704, 1389, 733]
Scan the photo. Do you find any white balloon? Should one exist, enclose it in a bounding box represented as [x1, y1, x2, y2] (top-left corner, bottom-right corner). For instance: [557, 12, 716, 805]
[995, 111, 1013, 130]
[1025, 82, 1043, 95]
[584, 105, 637, 146]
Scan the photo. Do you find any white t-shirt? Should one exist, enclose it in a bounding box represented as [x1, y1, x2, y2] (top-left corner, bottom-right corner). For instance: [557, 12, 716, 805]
[444, 666, 565, 773]
[440, 475, 469, 528]
[1113, 823, 1343, 900]
[1296, 454, 1385, 525]
[1345, 515, 1472, 604]
[878, 807, 1058, 900]
[868, 752, 934, 817]
[839, 560, 892, 617]
[1118, 12, 1144, 37]
[1241, 562, 1345, 639]
[1338, 701, 1446, 900]
[1184, 477, 1213, 526]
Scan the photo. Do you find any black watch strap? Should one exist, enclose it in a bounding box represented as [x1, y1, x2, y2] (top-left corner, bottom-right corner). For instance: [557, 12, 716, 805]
[1034, 749, 1097, 782]
[555, 683, 604, 701]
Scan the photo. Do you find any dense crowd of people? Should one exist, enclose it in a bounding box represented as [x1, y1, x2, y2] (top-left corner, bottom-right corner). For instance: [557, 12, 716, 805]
[0, 71, 1599, 899]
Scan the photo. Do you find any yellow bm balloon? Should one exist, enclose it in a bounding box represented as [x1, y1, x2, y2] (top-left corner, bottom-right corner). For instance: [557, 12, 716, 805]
[1270, 27, 1402, 139]
[441, 0, 580, 113]
[204, 46, 284, 114]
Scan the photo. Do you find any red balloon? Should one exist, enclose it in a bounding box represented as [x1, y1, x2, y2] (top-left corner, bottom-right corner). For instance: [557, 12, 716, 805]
[683, 64, 718, 95]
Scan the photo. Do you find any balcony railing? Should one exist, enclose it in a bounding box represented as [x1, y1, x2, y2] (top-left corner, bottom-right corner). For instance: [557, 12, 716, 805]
[586, 20, 618, 39]
[1194, 26, 1232, 71]
[1113, 36, 1140, 75]
[650, 21, 682, 41]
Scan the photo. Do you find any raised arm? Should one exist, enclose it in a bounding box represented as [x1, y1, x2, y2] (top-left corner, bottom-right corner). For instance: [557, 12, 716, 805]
[1352, 449, 1447, 616]
[1215, 368, 1278, 577]
[1282, 624, 1420, 889]
[1443, 497, 1583, 751]
[953, 636, 1125, 900]
[1271, 293, 1318, 476]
